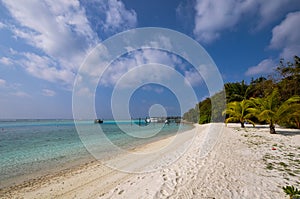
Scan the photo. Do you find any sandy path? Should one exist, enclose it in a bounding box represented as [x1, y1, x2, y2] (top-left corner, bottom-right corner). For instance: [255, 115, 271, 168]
[1, 123, 299, 198]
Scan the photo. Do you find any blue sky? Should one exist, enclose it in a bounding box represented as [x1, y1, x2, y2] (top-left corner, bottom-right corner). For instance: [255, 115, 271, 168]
[0, 0, 299, 119]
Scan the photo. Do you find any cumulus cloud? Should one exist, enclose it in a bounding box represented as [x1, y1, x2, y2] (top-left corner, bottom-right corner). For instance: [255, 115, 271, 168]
[21, 53, 75, 85]
[246, 11, 300, 76]
[269, 11, 300, 60]
[82, 0, 137, 35]
[3, 0, 98, 68]
[193, 0, 300, 43]
[245, 59, 276, 76]
[1, 0, 101, 87]
[256, 1, 300, 30]
[103, 0, 137, 33]
[42, 89, 56, 97]
[193, 0, 243, 43]
[2, 0, 139, 88]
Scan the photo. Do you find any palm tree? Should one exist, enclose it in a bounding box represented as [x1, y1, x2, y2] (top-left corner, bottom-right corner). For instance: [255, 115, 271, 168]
[249, 89, 300, 133]
[222, 99, 255, 128]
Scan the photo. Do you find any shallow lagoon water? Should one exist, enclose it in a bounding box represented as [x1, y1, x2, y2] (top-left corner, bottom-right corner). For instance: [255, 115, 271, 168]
[0, 120, 193, 187]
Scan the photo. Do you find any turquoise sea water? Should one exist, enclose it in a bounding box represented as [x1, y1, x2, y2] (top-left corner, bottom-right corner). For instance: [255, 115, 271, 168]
[0, 120, 193, 187]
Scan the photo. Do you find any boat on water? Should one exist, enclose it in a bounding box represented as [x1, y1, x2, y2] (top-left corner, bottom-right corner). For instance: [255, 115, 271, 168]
[94, 119, 103, 123]
[145, 117, 151, 124]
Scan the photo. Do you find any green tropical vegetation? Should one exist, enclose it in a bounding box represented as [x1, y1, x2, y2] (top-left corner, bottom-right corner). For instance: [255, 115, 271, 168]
[182, 104, 199, 123]
[183, 55, 300, 132]
[282, 185, 300, 199]
[222, 99, 255, 128]
[248, 89, 300, 133]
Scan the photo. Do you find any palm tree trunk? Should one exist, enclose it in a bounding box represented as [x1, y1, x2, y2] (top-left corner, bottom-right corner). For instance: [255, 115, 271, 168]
[240, 121, 245, 128]
[270, 121, 276, 134]
[296, 119, 300, 129]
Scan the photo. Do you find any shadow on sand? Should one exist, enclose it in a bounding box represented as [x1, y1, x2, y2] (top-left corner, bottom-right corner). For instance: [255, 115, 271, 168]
[275, 129, 300, 136]
[240, 124, 300, 136]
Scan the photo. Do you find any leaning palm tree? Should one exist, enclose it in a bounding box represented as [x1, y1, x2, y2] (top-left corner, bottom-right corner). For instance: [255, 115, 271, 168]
[222, 99, 255, 128]
[249, 89, 300, 133]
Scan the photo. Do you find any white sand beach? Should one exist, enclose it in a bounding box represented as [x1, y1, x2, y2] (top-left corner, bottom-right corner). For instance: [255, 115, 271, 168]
[1, 123, 299, 198]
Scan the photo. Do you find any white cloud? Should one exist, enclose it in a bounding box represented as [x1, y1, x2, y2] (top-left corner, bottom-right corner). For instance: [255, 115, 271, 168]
[9, 48, 18, 55]
[146, 35, 174, 50]
[103, 0, 137, 33]
[82, 0, 137, 35]
[269, 11, 300, 60]
[76, 87, 93, 97]
[176, 0, 195, 28]
[21, 53, 75, 85]
[3, 0, 97, 64]
[246, 11, 300, 76]
[0, 57, 13, 65]
[2, 0, 98, 85]
[0, 79, 23, 90]
[193, 0, 300, 43]
[193, 0, 243, 43]
[0, 78, 6, 87]
[256, 1, 300, 30]
[0, 21, 6, 29]
[245, 59, 276, 76]
[184, 69, 203, 86]
[99, 49, 182, 88]
[42, 89, 56, 97]
[2, 0, 139, 88]
[0, 79, 31, 98]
